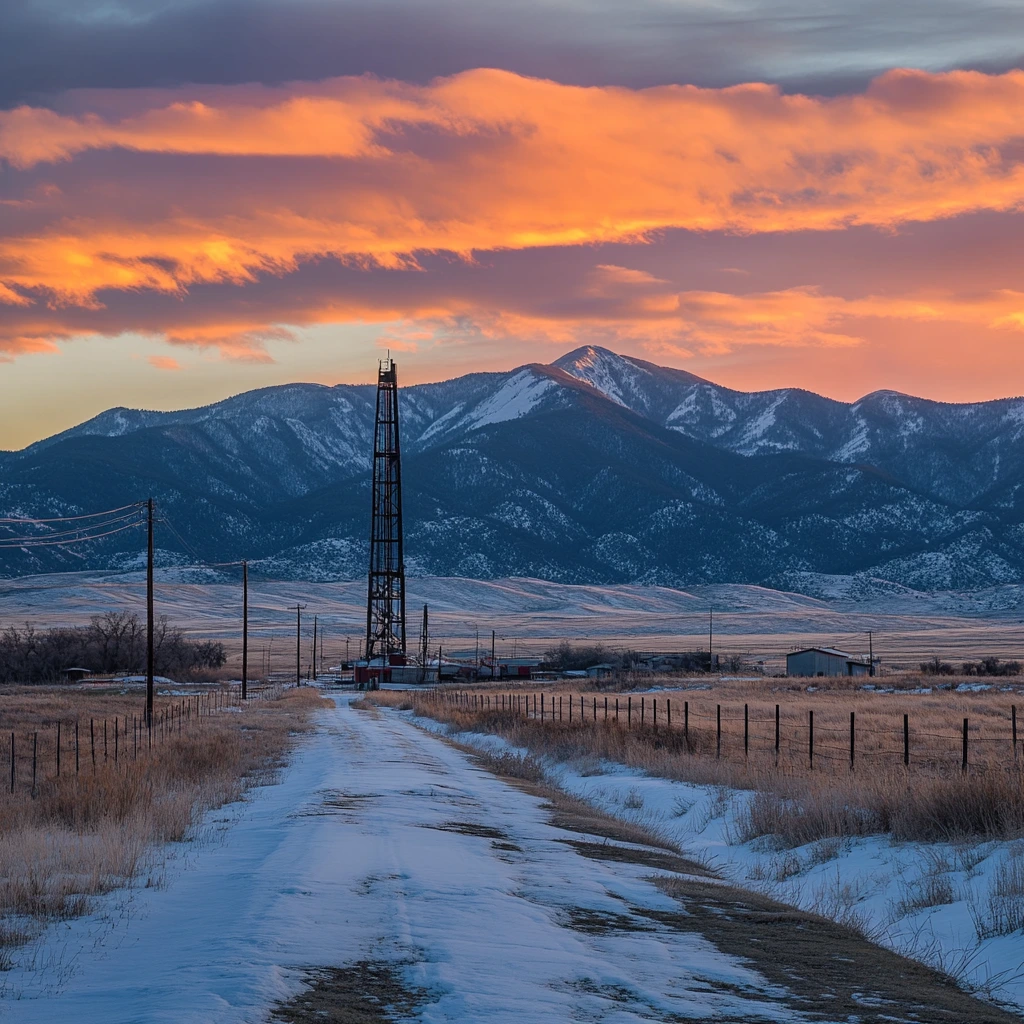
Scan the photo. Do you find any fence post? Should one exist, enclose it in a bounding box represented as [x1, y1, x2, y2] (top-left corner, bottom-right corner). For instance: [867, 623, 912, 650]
[56, 721, 61, 777]
[667, 698, 671, 728]
[9, 733, 14, 795]
[716, 704, 721, 758]
[962, 717, 969, 773]
[31, 731, 37, 798]
[641, 697, 645, 727]
[744, 704, 749, 758]
[849, 711, 855, 770]
[75, 720, 80, 775]
[593, 696, 596, 721]
[775, 704, 780, 763]
[541, 693, 545, 720]
[628, 696, 632, 727]
[808, 710, 814, 770]
[684, 701, 689, 744]
[616, 698, 619, 723]
[568, 695, 572, 722]
[653, 698, 657, 728]
[114, 718, 118, 763]
[1013, 705, 1018, 762]
[903, 713, 909, 767]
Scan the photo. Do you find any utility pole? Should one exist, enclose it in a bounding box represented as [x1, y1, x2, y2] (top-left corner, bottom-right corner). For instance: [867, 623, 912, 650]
[294, 604, 306, 686]
[345, 636, 350, 666]
[241, 560, 248, 701]
[419, 605, 429, 683]
[311, 615, 317, 681]
[869, 631, 874, 677]
[146, 497, 154, 727]
[709, 608, 714, 673]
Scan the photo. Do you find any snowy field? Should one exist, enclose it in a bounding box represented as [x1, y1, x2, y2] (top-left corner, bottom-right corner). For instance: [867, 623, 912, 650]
[413, 713, 1024, 1016]
[0, 696, 815, 1023]
[2, 695, 1020, 1023]
[5, 573, 1024, 671]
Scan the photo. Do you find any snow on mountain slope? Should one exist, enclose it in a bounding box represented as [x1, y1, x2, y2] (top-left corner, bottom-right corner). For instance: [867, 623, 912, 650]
[9, 346, 1024, 590]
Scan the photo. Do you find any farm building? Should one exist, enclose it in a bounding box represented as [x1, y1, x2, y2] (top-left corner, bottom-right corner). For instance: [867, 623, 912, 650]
[786, 648, 875, 677]
[585, 663, 615, 679]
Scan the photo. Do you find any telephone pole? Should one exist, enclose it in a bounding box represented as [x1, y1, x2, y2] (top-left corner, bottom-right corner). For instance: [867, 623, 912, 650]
[419, 605, 429, 683]
[294, 604, 306, 686]
[709, 608, 714, 673]
[241, 560, 248, 700]
[311, 614, 317, 681]
[146, 497, 155, 727]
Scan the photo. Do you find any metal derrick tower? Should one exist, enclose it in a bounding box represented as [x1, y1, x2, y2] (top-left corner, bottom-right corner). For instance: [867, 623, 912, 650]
[365, 358, 406, 662]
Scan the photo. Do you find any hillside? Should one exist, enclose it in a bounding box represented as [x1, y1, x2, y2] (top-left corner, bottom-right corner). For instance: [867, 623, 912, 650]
[3, 346, 1024, 591]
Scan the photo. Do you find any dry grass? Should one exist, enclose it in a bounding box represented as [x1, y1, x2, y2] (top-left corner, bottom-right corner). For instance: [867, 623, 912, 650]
[0, 684, 324, 959]
[374, 687, 1024, 846]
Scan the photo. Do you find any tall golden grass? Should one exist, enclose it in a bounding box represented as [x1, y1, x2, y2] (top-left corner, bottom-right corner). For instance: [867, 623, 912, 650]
[0, 685, 323, 964]
[374, 684, 1024, 847]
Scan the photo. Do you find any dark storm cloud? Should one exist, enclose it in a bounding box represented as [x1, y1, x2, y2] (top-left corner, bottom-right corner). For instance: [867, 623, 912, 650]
[2, 0, 1022, 108]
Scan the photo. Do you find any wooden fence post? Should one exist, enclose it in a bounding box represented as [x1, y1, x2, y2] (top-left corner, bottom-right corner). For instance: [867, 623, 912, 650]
[716, 704, 721, 758]
[775, 704, 780, 762]
[75, 720, 80, 775]
[31, 731, 37, 798]
[903, 713, 909, 767]
[743, 704, 749, 758]
[56, 721, 61, 777]
[849, 711, 855, 770]
[962, 717, 969, 773]
[684, 701, 689, 744]
[667, 698, 671, 728]
[628, 696, 632, 727]
[1013, 705, 1018, 762]
[9, 733, 14, 795]
[808, 710, 814, 770]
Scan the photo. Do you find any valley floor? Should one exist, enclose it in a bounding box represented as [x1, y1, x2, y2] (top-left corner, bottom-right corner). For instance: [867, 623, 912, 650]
[1, 696, 1019, 1023]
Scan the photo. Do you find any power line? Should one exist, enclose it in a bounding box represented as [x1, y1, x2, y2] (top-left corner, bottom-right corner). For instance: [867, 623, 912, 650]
[0, 521, 146, 550]
[0, 502, 143, 525]
[0, 509, 146, 545]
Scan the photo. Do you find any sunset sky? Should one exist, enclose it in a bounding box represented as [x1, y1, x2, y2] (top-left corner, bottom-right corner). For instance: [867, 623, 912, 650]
[3, 0, 1024, 448]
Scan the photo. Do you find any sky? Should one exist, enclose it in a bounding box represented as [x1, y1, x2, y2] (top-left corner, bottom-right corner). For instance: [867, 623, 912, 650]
[3, 1, 1024, 449]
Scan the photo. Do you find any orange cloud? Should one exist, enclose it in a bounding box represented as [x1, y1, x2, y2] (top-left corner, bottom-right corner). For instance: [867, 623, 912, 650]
[147, 355, 181, 371]
[6, 68, 1024, 313]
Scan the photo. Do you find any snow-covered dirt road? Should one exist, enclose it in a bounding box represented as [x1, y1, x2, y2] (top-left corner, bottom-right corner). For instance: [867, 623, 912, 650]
[2, 696, 1018, 1023]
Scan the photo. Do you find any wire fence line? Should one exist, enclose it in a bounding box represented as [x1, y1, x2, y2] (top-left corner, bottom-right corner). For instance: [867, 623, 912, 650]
[3, 682, 288, 800]
[431, 689, 1022, 777]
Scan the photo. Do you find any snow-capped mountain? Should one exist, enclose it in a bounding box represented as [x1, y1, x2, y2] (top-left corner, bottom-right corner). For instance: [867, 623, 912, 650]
[3, 346, 1024, 591]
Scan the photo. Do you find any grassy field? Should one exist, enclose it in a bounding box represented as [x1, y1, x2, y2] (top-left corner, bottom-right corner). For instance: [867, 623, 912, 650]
[0, 684, 325, 964]
[372, 676, 1024, 846]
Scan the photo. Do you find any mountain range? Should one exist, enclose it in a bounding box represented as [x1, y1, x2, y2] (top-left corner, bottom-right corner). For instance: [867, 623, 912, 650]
[4, 345, 1024, 592]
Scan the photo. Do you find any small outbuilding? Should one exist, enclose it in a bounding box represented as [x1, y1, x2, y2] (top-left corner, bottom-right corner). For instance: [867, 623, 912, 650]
[61, 667, 92, 683]
[786, 648, 875, 677]
[585, 663, 615, 679]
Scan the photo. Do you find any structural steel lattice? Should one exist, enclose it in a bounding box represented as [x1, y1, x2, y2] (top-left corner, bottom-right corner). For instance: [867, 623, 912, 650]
[365, 358, 406, 660]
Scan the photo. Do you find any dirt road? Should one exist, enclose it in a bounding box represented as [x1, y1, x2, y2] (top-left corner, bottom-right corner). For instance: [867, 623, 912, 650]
[3, 695, 1018, 1023]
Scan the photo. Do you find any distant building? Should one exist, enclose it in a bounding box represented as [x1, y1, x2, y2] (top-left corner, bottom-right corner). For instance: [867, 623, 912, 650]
[585, 663, 615, 679]
[495, 657, 542, 679]
[61, 667, 92, 683]
[786, 648, 876, 677]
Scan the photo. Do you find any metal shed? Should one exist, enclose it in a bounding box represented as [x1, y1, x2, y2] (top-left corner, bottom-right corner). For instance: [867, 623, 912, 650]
[786, 648, 873, 677]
